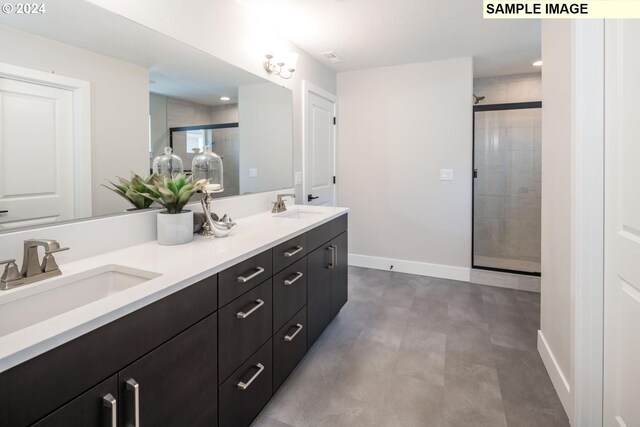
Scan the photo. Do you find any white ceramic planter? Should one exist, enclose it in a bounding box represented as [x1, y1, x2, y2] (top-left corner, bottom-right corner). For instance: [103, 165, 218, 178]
[157, 210, 194, 245]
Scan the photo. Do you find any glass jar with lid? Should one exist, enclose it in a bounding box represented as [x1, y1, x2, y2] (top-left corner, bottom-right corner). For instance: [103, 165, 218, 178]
[191, 145, 224, 192]
[152, 147, 184, 178]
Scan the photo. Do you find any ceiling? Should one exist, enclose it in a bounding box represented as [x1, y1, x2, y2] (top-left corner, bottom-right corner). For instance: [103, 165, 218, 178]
[235, 0, 541, 77]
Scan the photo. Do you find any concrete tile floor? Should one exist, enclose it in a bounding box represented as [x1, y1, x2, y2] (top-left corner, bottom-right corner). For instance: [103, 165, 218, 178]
[252, 267, 569, 427]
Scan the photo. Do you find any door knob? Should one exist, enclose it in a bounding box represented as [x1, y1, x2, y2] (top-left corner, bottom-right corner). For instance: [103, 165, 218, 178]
[307, 194, 319, 202]
[0, 210, 7, 214]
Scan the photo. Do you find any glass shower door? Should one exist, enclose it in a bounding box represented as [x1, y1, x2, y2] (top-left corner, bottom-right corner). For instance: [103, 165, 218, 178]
[473, 104, 541, 274]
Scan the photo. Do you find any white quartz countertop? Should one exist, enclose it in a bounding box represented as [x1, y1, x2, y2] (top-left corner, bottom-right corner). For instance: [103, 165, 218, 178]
[0, 205, 349, 373]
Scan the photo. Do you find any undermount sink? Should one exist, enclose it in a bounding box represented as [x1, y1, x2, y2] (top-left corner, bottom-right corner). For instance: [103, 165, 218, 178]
[274, 209, 325, 220]
[0, 265, 160, 338]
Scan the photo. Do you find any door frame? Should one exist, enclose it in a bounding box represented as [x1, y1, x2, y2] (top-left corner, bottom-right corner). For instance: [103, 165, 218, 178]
[301, 80, 337, 206]
[0, 62, 92, 218]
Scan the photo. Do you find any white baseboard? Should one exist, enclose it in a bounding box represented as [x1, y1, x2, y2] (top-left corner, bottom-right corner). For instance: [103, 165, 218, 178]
[538, 330, 573, 423]
[348, 253, 471, 282]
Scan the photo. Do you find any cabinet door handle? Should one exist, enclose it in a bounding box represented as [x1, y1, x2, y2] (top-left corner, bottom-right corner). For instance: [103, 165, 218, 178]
[237, 299, 265, 319]
[284, 245, 303, 257]
[125, 378, 140, 427]
[284, 323, 303, 342]
[237, 363, 265, 390]
[284, 272, 303, 286]
[327, 245, 337, 270]
[332, 244, 338, 268]
[237, 266, 265, 283]
[102, 393, 117, 427]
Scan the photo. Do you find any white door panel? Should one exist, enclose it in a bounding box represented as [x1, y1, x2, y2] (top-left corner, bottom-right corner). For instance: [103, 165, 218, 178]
[304, 84, 336, 206]
[0, 77, 74, 229]
[604, 19, 640, 427]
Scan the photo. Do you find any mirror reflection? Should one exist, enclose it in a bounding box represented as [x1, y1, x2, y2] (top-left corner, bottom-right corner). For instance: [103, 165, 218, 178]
[0, 0, 293, 232]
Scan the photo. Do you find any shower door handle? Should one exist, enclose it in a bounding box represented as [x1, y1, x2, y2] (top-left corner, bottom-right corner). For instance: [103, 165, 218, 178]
[473, 169, 478, 178]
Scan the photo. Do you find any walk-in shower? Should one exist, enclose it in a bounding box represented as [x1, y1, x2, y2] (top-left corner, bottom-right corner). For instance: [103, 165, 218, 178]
[472, 101, 542, 275]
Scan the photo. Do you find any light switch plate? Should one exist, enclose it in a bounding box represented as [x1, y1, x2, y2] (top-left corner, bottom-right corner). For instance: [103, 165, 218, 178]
[294, 171, 303, 185]
[249, 168, 258, 178]
[440, 169, 453, 181]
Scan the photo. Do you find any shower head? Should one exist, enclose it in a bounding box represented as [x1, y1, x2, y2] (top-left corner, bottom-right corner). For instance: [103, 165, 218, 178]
[473, 94, 485, 105]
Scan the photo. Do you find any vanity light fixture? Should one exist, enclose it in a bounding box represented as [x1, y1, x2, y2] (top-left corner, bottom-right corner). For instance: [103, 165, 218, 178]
[532, 60, 543, 67]
[220, 96, 231, 101]
[264, 52, 299, 79]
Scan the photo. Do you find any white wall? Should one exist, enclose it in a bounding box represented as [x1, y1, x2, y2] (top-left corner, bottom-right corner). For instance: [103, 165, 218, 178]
[238, 83, 293, 194]
[538, 20, 605, 427]
[337, 58, 473, 280]
[0, 25, 150, 216]
[85, 0, 337, 201]
[538, 20, 574, 421]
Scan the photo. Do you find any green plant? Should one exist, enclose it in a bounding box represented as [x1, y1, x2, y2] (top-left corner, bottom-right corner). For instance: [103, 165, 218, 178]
[141, 174, 207, 214]
[103, 173, 160, 209]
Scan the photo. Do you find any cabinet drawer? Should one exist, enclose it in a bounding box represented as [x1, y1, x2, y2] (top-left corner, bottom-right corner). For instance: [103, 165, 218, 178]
[307, 214, 348, 251]
[219, 249, 272, 308]
[218, 279, 273, 382]
[273, 233, 307, 273]
[273, 307, 307, 392]
[273, 257, 307, 333]
[219, 339, 273, 427]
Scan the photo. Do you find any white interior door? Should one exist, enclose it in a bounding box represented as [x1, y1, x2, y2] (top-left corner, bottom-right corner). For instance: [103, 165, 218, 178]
[604, 19, 640, 427]
[0, 76, 75, 229]
[304, 83, 336, 206]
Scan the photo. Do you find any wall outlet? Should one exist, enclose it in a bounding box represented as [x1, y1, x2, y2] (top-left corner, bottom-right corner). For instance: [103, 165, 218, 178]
[294, 171, 303, 185]
[249, 168, 258, 178]
[440, 169, 453, 181]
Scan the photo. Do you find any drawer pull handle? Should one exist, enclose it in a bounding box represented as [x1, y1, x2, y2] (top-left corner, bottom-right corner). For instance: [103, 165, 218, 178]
[327, 245, 337, 269]
[237, 266, 265, 283]
[284, 323, 304, 342]
[237, 363, 265, 390]
[237, 299, 265, 319]
[102, 393, 117, 427]
[284, 272, 304, 286]
[125, 378, 140, 427]
[284, 245, 303, 257]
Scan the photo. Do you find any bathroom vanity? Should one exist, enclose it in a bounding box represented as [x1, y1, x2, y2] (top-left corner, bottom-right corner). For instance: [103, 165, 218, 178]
[0, 207, 348, 427]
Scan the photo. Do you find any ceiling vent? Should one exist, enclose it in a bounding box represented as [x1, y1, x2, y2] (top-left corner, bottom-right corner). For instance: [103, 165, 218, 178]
[320, 51, 344, 64]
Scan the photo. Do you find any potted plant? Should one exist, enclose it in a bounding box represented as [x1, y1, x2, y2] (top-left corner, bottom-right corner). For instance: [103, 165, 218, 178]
[141, 174, 206, 245]
[103, 173, 160, 210]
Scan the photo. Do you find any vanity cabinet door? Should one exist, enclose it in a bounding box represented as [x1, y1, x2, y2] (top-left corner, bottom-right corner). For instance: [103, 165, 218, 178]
[118, 313, 218, 427]
[32, 375, 118, 427]
[307, 244, 332, 348]
[330, 232, 349, 319]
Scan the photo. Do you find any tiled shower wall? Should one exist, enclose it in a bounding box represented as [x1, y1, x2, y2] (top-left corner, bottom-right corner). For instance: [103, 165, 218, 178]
[473, 73, 542, 273]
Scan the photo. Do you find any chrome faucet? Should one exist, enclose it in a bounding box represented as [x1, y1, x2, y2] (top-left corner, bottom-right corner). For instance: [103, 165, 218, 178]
[0, 239, 69, 290]
[272, 193, 295, 213]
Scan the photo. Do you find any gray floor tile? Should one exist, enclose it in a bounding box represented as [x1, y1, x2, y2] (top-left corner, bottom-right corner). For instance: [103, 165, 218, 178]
[252, 267, 568, 427]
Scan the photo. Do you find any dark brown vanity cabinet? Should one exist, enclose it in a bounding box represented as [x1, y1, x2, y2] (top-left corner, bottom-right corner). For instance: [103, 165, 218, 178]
[1, 213, 348, 427]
